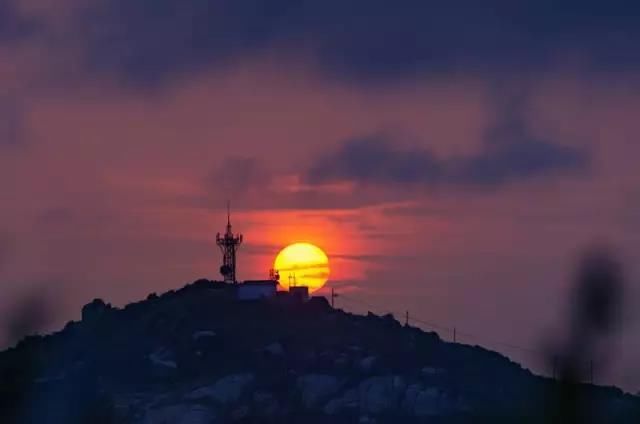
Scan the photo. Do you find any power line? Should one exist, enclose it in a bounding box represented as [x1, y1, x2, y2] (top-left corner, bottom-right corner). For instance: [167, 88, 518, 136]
[333, 292, 637, 387]
[339, 294, 452, 332]
[338, 293, 546, 357]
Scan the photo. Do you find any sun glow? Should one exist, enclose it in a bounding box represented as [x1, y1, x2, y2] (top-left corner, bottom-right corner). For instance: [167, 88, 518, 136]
[273, 242, 330, 293]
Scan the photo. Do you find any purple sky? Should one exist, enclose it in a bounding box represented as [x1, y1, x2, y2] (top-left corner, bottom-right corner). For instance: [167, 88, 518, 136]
[2, 0, 640, 390]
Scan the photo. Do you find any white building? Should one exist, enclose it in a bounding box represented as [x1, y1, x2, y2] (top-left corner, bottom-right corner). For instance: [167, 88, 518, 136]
[237, 280, 277, 301]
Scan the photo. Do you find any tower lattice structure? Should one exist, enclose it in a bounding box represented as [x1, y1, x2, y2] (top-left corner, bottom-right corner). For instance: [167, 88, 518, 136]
[216, 203, 243, 283]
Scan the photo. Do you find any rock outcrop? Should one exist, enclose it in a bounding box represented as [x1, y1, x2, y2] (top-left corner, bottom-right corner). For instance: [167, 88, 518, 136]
[298, 374, 342, 408]
[81, 298, 112, 322]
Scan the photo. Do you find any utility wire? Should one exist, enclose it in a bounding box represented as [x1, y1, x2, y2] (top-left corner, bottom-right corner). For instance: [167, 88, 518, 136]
[336, 294, 636, 388]
[338, 293, 545, 357]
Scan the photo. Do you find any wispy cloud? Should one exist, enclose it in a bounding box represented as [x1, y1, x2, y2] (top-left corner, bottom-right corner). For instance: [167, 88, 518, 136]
[307, 106, 588, 190]
[275, 262, 328, 273]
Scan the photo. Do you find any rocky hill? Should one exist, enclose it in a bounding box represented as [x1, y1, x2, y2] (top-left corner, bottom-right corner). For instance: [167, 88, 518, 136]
[0, 279, 638, 423]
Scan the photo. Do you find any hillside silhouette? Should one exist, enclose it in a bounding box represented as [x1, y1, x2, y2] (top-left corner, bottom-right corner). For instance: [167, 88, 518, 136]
[1, 278, 638, 423]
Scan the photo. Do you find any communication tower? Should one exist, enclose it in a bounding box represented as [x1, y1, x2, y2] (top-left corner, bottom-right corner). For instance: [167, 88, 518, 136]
[216, 202, 243, 283]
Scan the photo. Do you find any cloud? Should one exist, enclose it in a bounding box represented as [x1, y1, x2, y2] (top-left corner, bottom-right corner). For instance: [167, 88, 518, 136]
[191, 97, 588, 211]
[72, 0, 640, 85]
[0, 96, 25, 147]
[332, 253, 419, 265]
[380, 203, 451, 218]
[0, 1, 630, 87]
[0, 232, 10, 273]
[207, 156, 273, 196]
[275, 262, 328, 273]
[452, 108, 589, 187]
[0, 0, 38, 41]
[82, 0, 298, 85]
[306, 111, 588, 189]
[307, 137, 444, 186]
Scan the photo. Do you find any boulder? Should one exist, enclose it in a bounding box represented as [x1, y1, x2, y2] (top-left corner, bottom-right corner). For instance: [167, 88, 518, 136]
[401, 383, 422, 413]
[297, 374, 341, 408]
[263, 342, 285, 356]
[402, 386, 455, 417]
[186, 374, 254, 405]
[142, 404, 216, 424]
[334, 354, 348, 368]
[324, 388, 359, 415]
[253, 391, 279, 416]
[413, 387, 441, 417]
[359, 376, 406, 414]
[324, 398, 342, 416]
[230, 404, 250, 421]
[359, 356, 377, 373]
[421, 366, 446, 377]
[148, 348, 177, 369]
[192, 330, 216, 341]
[348, 345, 363, 353]
[81, 298, 112, 321]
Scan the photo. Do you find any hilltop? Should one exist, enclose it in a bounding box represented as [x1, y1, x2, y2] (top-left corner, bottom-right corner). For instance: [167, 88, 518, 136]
[0, 279, 638, 423]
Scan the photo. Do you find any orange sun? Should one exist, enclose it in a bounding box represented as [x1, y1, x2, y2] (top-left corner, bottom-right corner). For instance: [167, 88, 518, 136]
[274, 242, 330, 293]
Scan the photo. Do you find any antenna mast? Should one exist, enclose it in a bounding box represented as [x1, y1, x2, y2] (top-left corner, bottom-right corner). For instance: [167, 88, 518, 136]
[216, 201, 243, 283]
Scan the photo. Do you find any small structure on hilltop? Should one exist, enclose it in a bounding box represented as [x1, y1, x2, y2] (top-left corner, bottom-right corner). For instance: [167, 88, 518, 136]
[237, 280, 277, 301]
[289, 286, 309, 302]
[237, 269, 280, 301]
[287, 273, 310, 302]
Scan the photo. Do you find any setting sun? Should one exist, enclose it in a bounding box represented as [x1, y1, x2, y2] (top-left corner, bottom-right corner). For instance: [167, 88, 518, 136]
[274, 243, 330, 293]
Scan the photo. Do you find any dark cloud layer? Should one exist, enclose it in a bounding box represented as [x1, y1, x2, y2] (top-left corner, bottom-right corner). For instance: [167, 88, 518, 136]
[0, 0, 37, 41]
[308, 137, 444, 186]
[453, 107, 588, 187]
[307, 113, 588, 189]
[0, 97, 25, 147]
[75, 0, 640, 85]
